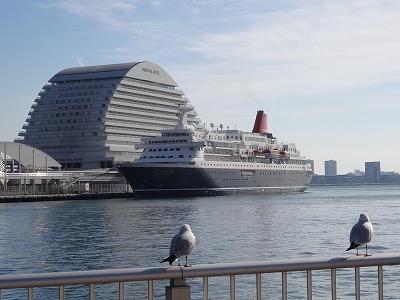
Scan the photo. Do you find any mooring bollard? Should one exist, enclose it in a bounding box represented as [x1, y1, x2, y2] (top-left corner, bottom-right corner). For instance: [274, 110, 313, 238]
[166, 278, 191, 300]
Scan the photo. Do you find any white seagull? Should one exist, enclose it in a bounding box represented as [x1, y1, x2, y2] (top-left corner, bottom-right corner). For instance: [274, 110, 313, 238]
[161, 224, 196, 266]
[346, 213, 374, 256]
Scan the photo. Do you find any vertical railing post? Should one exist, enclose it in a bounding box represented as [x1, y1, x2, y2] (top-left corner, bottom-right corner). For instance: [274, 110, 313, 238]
[256, 273, 262, 300]
[307, 270, 312, 300]
[355, 267, 360, 300]
[230, 274, 236, 300]
[378, 266, 383, 300]
[118, 282, 125, 300]
[203, 277, 208, 300]
[89, 284, 95, 300]
[282, 271, 288, 300]
[166, 278, 190, 300]
[331, 268, 336, 300]
[148, 280, 154, 300]
[28, 287, 33, 300]
[59, 285, 64, 300]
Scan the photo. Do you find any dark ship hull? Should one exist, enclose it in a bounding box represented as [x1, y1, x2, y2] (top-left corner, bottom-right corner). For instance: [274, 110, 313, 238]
[118, 163, 312, 198]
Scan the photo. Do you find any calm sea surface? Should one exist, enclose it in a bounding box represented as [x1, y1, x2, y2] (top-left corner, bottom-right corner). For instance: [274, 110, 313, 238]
[1, 185, 400, 299]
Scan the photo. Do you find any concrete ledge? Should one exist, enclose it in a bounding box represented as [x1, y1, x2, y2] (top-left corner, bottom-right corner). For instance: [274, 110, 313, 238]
[0, 192, 135, 203]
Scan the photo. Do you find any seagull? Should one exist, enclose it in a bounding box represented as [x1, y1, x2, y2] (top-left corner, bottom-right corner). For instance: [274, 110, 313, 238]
[161, 224, 196, 267]
[346, 213, 374, 256]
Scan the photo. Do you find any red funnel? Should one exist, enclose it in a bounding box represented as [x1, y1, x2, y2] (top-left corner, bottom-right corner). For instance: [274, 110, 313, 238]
[252, 111, 268, 133]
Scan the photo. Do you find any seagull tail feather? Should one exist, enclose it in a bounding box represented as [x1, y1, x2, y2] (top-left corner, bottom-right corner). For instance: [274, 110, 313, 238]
[346, 241, 358, 251]
[160, 254, 178, 265]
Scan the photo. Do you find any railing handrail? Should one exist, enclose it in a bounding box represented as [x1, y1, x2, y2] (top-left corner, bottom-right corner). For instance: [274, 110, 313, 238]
[1, 253, 399, 289]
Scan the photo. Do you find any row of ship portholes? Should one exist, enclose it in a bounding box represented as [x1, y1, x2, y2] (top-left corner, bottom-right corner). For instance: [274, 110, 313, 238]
[147, 147, 182, 152]
[199, 170, 305, 176]
[140, 155, 196, 159]
[200, 162, 304, 170]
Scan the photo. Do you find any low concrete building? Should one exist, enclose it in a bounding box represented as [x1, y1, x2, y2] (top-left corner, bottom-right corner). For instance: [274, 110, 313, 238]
[0, 141, 61, 172]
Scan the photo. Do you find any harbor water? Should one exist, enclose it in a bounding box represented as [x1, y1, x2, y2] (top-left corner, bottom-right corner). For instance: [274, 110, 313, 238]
[1, 185, 400, 299]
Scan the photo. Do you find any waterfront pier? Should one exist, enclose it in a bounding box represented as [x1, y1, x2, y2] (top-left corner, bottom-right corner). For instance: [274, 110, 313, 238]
[0, 142, 133, 201]
[0, 170, 133, 202]
[0, 253, 398, 299]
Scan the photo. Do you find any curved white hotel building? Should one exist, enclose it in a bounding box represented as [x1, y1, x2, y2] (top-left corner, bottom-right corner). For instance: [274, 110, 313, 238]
[17, 62, 200, 169]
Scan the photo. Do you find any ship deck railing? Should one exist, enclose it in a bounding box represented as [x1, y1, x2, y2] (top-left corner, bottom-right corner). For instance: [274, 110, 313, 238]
[0, 253, 399, 299]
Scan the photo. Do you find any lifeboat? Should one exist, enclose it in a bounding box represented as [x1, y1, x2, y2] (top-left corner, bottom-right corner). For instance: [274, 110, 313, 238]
[279, 150, 290, 158]
[263, 149, 272, 157]
[253, 150, 263, 156]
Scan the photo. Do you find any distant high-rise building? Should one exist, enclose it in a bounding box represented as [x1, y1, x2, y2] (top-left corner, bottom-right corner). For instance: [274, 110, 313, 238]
[365, 161, 381, 183]
[306, 159, 314, 174]
[324, 160, 337, 176]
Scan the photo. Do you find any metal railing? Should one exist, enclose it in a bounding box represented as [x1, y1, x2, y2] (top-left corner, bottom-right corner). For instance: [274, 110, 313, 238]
[0, 253, 399, 299]
[0, 183, 131, 198]
[0, 172, 75, 179]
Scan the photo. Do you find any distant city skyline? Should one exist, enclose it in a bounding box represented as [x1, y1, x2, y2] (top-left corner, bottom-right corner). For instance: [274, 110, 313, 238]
[1, 1, 400, 175]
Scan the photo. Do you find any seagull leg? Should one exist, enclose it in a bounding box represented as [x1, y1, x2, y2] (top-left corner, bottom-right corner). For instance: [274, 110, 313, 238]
[364, 244, 370, 256]
[356, 248, 359, 256]
[184, 255, 189, 267]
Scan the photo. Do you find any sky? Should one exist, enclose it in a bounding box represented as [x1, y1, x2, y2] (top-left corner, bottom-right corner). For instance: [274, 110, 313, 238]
[1, 0, 400, 174]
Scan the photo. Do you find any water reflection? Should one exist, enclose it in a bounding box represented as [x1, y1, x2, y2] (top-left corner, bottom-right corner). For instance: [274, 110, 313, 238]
[0, 185, 400, 298]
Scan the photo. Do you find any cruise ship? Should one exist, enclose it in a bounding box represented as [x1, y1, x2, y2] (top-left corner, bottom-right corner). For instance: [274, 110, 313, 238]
[118, 105, 313, 197]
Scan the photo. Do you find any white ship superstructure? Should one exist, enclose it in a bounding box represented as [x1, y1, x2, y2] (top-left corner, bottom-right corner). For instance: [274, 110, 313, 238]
[118, 106, 312, 197]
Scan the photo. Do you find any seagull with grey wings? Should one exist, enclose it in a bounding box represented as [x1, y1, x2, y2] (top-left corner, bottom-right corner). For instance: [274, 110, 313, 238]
[346, 213, 374, 256]
[161, 224, 196, 267]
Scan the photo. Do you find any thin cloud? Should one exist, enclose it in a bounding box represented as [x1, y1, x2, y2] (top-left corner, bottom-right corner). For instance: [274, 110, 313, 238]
[53, 0, 147, 36]
[50, 0, 400, 103]
[188, 0, 400, 99]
